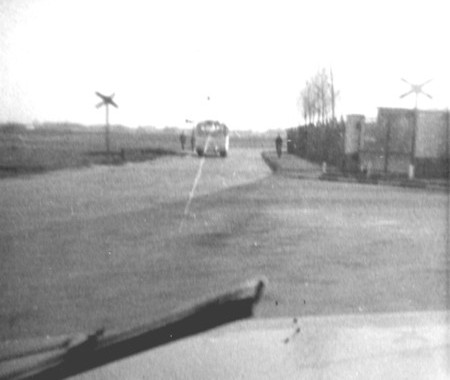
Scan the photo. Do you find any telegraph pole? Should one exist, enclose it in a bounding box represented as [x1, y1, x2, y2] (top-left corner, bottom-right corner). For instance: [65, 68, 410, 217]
[330, 67, 336, 127]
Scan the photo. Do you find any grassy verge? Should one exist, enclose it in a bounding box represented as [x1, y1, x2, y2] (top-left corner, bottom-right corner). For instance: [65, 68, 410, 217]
[0, 130, 183, 178]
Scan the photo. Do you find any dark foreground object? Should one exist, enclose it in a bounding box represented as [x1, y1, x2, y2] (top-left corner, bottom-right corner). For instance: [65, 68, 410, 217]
[1, 278, 266, 380]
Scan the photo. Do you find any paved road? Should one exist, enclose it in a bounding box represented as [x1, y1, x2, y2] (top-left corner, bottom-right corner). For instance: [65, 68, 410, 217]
[0, 149, 448, 340]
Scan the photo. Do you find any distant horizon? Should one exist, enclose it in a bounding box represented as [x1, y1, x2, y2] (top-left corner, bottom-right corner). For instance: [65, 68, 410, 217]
[0, 119, 293, 134]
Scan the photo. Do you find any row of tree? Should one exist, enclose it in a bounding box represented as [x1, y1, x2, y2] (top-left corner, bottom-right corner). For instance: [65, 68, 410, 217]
[298, 68, 338, 125]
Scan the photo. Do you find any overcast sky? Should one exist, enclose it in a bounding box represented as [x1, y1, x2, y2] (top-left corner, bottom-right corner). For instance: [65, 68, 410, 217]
[0, 0, 449, 130]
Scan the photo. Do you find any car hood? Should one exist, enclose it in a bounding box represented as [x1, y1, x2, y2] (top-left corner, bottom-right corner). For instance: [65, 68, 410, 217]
[90, 311, 449, 379]
[4, 310, 446, 380]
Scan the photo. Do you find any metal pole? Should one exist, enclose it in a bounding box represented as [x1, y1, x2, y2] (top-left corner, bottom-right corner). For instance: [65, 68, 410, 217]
[409, 107, 417, 179]
[342, 118, 347, 174]
[446, 110, 450, 292]
[330, 67, 336, 127]
[408, 93, 419, 179]
[446, 109, 449, 179]
[105, 104, 110, 154]
[304, 126, 308, 159]
[384, 119, 391, 176]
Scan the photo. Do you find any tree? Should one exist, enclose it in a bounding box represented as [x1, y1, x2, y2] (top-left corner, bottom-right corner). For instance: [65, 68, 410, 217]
[299, 80, 316, 125]
[299, 67, 338, 125]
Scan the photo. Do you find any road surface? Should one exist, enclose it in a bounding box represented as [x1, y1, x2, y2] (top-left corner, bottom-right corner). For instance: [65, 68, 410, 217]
[0, 149, 448, 341]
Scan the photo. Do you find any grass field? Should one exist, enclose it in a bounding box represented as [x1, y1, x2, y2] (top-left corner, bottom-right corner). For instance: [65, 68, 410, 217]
[0, 129, 275, 178]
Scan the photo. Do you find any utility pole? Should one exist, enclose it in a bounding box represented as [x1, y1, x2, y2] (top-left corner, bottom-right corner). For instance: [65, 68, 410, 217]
[446, 109, 449, 179]
[330, 67, 336, 127]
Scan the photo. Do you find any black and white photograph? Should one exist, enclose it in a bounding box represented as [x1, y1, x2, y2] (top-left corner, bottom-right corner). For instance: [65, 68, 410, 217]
[0, 0, 449, 378]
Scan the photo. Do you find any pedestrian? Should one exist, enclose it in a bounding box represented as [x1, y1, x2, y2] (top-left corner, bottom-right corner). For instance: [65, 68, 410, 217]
[275, 134, 282, 158]
[190, 131, 195, 151]
[180, 131, 186, 150]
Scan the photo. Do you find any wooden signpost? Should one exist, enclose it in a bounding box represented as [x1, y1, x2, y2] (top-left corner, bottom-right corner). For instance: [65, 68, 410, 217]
[400, 78, 432, 179]
[95, 92, 118, 155]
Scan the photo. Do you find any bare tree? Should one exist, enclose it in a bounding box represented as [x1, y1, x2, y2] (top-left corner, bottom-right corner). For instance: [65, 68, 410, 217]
[315, 68, 330, 124]
[299, 67, 338, 125]
[299, 80, 317, 125]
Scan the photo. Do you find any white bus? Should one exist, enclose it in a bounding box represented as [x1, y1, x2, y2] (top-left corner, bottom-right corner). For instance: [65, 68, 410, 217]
[193, 120, 229, 157]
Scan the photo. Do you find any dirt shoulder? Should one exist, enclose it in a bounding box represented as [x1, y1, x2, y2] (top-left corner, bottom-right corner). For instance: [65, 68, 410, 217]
[261, 151, 322, 179]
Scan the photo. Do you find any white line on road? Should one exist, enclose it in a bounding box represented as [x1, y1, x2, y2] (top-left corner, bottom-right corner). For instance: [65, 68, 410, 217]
[183, 156, 206, 217]
[179, 136, 211, 232]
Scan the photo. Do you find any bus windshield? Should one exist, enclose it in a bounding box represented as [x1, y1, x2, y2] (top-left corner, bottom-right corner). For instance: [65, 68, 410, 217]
[193, 120, 230, 157]
[195, 121, 229, 137]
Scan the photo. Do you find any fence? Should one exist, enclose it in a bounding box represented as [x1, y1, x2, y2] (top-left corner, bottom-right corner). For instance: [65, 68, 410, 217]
[287, 108, 450, 179]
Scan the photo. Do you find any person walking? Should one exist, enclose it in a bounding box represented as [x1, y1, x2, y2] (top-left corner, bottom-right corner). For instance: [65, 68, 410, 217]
[275, 134, 283, 158]
[180, 131, 186, 150]
[190, 131, 195, 152]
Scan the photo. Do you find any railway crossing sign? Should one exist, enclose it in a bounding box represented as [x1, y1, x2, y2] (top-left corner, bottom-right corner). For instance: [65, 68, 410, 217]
[400, 78, 432, 108]
[399, 78, 432, 179]
[95, 92, 118, 154]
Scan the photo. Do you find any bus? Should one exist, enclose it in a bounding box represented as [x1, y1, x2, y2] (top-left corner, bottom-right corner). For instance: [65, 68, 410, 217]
[193, 120, 229, 157]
